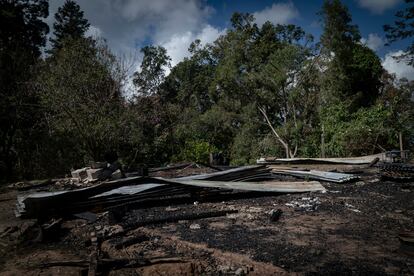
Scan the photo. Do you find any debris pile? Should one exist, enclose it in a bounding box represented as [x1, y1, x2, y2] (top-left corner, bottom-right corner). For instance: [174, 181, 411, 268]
[3, 152, 413, 275]
[285, 197, 321, 211]
[15, 165, 326, 219]
[377, 162, 414, 181]
[71, 161, 123, 183]
[271, 169, 358, 183]
[257, 153, 384, 165]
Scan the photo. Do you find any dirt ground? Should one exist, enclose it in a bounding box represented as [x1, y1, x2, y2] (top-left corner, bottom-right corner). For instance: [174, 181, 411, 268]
[0, 166, 413, 275]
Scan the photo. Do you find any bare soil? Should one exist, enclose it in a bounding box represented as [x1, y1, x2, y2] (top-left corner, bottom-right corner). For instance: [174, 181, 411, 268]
[0, 166, 413, 275]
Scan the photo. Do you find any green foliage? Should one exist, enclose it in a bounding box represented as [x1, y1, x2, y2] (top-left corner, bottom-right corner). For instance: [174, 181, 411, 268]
[320, 0, 361, 54]
[348, 44, 383, 107]
[38, 38, 123, 162]
[384, 0, 414, 66]
[2, 2, 414, 184]
[50, 0, 90, 50]
[0, 0, 49, 182]
[133, 46, 171, 95]
[173, 140, 218, 164]
[321, 102, 397, 157]
[379, 73, 414, 151]
[319, 0, 384, 113]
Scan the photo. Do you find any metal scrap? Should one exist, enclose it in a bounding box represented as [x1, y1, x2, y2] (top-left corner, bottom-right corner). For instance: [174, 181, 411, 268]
[271, 169, 358, 183]
[257, 153, 384, 165]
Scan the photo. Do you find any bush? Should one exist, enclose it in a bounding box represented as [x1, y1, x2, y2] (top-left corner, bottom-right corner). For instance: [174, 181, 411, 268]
[173, 140, 218, 164]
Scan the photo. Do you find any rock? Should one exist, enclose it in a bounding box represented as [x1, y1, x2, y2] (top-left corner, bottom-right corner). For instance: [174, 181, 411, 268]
[247, 207, 263, 213]
[226, 213, 240, 219]
[189, 223, 201, 230]
[285, 197, 320, 211]
[98, 225, 124, 238]
[165, 206, 180, 211]
[269, 209, 283, 222]
[345, 203, 361, 213]
[217, 265, 231, 273]
[90, 161, 108, 169]
[87, 168, 104, 181]
[71, 168, 89, 180]
[235, 267, 244, 275]
[111, 169, 123, 180]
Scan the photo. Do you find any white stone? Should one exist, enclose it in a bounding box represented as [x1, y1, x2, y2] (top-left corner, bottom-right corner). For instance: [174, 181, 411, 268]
[87, 168, 104, 181]
[71, 168, 88, 180]
[189, 223, 201, 229]
[111, 169, 123, 180]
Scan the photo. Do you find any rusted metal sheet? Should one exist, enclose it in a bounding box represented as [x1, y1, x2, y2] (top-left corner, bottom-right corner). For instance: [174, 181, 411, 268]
[271, 169, 358, 183]
[168, 179, 325, 193]
[257, 153, 384, 165]
[176, 165, 269, 181]
[16, 169, 325, 218]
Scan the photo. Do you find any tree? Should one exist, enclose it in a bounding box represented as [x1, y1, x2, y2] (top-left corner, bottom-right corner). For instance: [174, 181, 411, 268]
[319, 0, 361, 55]
[133, 46, 171, 95]
[256, 43, 318, 158]
[384, 0, 414, 66]
[316, 0, 387, 157]
[319, 0, 362, 105]
[161, 40, 215, 112]
[39, 38, 124, 162]
[379, 73, 414, 151]
[318, 0, 384, 114]
[348, 44, 383, 107]
[50, 0, 90, 50]
[0, 0, 49, 181]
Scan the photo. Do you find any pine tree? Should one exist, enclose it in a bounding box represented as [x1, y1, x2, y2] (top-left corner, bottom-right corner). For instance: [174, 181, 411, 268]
[319, 0, 361, 57]
[319, 0, 382, 108]
[0, 0, 49, 181]
[50, 0, 90, 50]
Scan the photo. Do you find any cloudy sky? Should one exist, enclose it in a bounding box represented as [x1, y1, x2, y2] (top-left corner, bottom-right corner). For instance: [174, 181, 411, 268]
[46, 0, 414, 81]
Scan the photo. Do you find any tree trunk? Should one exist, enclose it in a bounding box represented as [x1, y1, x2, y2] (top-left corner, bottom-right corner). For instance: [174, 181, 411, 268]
[321, 124, 325, 158]
[399, 132, 404, 160]
[258, 106, 292, 158]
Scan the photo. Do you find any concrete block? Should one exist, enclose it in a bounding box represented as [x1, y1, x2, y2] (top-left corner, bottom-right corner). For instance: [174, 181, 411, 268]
[111, 169, 123, 180]
[90, 161, 108, 169]
[87, 168, 104, 181]
[71, 168, 88, 180]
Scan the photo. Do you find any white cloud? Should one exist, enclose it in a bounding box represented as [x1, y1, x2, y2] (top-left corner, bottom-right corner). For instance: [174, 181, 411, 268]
[46, 0, 218, 95]
[382, 50, 414, 81]
[356, 0, 402, 14]
[360, 33, 384, 51]
[86, 25, 103, 38]
[47, 0, 214, 57]
[253, 2, 299, 26]
[160, 25, 225, 67]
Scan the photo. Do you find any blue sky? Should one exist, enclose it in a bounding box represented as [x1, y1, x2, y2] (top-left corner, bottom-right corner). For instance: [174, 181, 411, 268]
[47, 0, 413, 81]
[205, 0, 408, 57]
